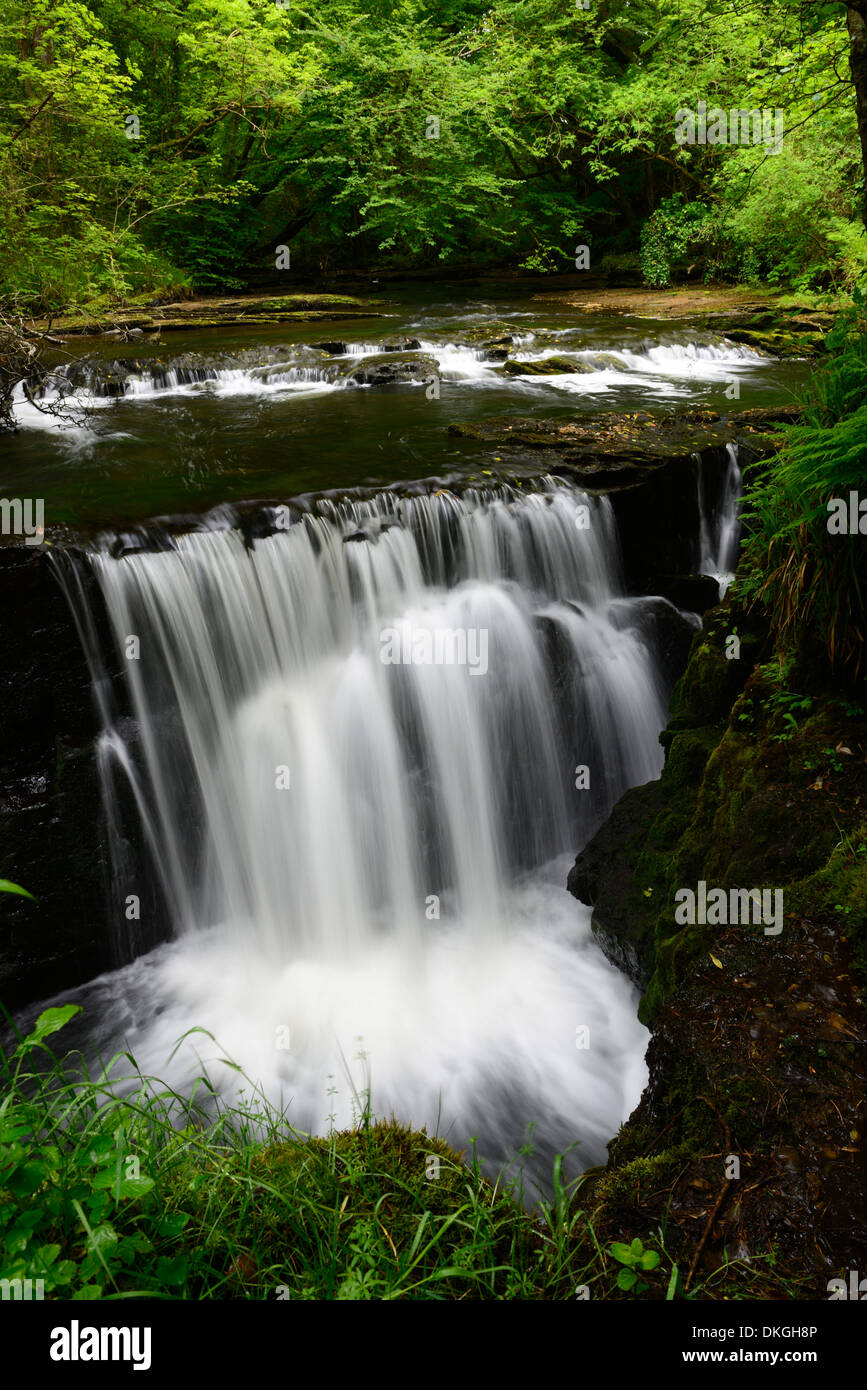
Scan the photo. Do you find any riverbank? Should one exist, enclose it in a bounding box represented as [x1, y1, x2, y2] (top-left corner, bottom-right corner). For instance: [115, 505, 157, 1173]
[23, 291, 384, 338]
[21, 282, 841, 348]
[530, 286, 837, 357]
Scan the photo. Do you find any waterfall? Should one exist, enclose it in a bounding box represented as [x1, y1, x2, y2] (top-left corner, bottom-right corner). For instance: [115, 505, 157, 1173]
[55, 477, 670, 1192]
[697, 443, 743, 593]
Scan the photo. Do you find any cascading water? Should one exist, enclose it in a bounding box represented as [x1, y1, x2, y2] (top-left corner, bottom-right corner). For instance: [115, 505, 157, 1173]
[10, 330, 771, 426]
[52, 476, 672, 1196]
[697, 442, 743, 593]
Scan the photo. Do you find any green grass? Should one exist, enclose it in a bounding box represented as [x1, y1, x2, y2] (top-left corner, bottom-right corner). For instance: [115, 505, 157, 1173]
[0, 1004, 615, 1300]
[0, 1004, 825, 1302]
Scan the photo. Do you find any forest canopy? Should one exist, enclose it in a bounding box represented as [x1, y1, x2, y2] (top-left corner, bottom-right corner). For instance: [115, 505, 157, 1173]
[0, 0, 864, 309]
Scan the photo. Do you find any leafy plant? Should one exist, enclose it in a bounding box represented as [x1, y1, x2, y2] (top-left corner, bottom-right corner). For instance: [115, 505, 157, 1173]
[609, 1237, 661, 1293]
[640, 197, 713, 288]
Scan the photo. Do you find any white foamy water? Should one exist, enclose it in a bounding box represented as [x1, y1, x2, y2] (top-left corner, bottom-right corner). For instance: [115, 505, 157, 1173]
[416, 340, 499, 379]
[52, 479, 668, 1192]
[8, 332, 773, 422]
[617, 338, 764, 376]
[70, 858, 647, 1183]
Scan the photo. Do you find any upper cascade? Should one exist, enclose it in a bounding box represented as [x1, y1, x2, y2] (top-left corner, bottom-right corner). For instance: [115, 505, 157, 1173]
[76, 477, 670, 960]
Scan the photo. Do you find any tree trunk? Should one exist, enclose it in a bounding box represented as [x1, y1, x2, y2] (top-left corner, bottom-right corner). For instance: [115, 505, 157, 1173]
[846, 1, 867, 223]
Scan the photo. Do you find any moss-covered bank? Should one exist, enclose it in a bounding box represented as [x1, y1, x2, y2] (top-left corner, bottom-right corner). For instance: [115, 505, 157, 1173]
[569, 585, 867, 1292]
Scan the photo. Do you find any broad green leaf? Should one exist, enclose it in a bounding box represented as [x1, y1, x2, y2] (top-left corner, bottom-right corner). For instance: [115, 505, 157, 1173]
[125, 1230, 154, 1253]
[157, 1212, 191, 1238]
[86, 1222, 119, 1254]
[156, 1253, 188, 1285]
[0, 1120, 32, 1142]
[20, 1005, 81, 1051]
[87, 1135, 116, 1161]
[92, 1166, 121, 1190]
[117, 1176, 155, 1201]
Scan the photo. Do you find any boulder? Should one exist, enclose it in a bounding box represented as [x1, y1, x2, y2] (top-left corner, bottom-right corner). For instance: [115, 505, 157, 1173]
[378, 337, 422, 352]
[339, 351, 439, 386]
[500, 355, 593, 376]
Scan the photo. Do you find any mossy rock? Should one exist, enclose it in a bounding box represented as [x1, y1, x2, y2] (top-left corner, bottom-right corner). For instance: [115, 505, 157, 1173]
[665, 601, 764, 734]
[643, 664, 867, 1018]
[460, 322, 515, 346]
[570, 590, 768, 999]
[160, 1119, 536, 1299]
[569, 780, 667, 987]
[724, 327, 824, 358]
[500, 355, 593, 376]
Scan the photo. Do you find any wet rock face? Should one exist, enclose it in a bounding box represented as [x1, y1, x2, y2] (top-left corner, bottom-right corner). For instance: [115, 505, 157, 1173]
[568, 779, 666, 987]
[311, 336, 423, 355]
[651, 574, 721, 614]
[612, 595, 701, 696]
[378, 337, 422, 352]
[339, 351, 439, 386]
[63, 357, 133, 397]
[0, 549, 112, 1009]
[0, 547, 175, 1012]
[459, 323, 515, 348]
[570, 579, 867, 1025]
[567, 597, 767, 998]
[61, 345, 335, 395]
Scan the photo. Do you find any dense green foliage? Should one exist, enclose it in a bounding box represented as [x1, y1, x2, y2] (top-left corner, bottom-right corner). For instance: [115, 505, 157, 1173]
[1, 0, 864, 308]
[739, 293, 867, 674]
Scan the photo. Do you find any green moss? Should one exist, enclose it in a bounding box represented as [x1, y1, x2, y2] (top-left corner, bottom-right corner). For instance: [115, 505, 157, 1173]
[787, 820, 867, 986]
[632, 640, 866, 1021]
[590, 1143, 694, 1213]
